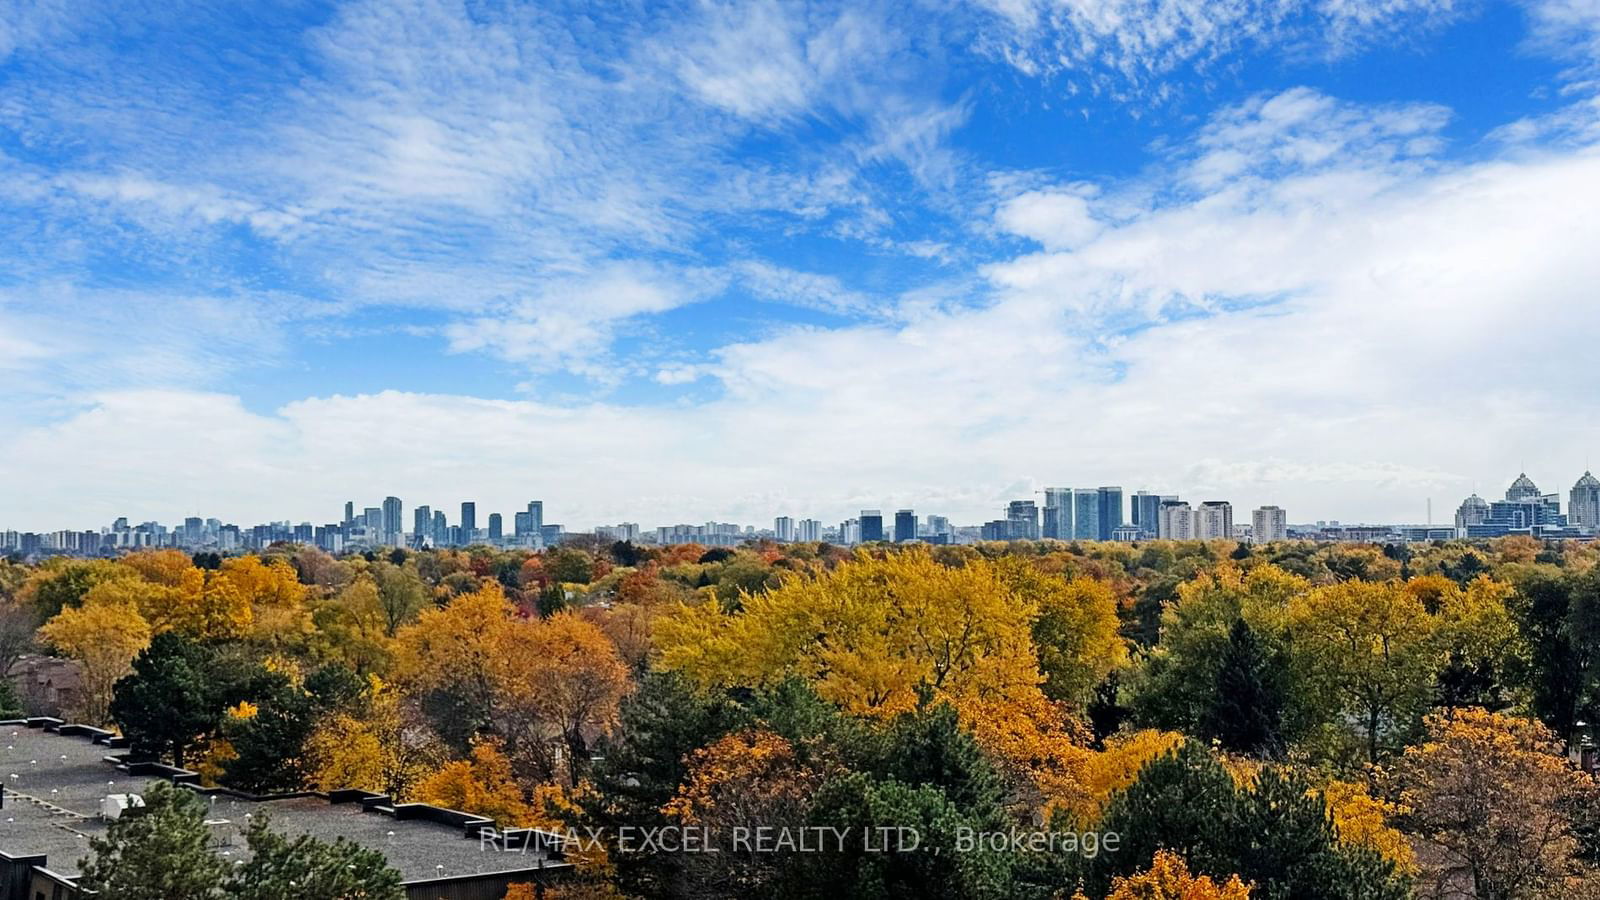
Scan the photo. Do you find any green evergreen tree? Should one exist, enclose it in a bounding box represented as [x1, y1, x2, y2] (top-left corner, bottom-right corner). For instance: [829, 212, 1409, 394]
[781, 772, 1014, 900]
[78, 782, 228, 900]
[220, 673, 315, 793]
[1083, 742, 1411, 900]
[536, 582, 567, 618]
[581, 672, 747, 897]
[227, 813, 403, 899]
[1202, 618, 1286, 756]
[0, 677, 24, 719]
[111, 633, 225, 767]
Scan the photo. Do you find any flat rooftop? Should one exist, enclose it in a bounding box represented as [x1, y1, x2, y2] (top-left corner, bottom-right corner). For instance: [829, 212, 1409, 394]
[0, 724, 563, 885]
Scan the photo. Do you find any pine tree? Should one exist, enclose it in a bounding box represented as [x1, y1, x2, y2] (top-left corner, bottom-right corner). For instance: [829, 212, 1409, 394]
[228, 813, 404, 899]
[78, 782, 228, 900]
[1084, 742, 1411, 900]
[1203, 618, 1286, 756]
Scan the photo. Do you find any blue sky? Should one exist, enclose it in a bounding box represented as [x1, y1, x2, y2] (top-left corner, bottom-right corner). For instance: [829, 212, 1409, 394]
[4, 0, 1600, 531]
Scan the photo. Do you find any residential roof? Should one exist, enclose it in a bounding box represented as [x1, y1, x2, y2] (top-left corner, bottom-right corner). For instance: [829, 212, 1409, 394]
[0, 722, 568, 886]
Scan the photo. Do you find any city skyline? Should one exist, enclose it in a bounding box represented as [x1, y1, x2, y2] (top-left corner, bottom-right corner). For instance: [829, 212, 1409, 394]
[11, 467, 1600, 550]
[6, 2, 1600, 533]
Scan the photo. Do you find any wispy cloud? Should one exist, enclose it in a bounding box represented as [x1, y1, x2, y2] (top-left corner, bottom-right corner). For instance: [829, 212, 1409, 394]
[966, 0, 1464, 97]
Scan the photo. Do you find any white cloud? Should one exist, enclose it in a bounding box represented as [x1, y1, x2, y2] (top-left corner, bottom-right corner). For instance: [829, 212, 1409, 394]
[996, 187, 1102, 248]
[0, 0, 74, 63]
[967, 0, 1463, 94]
[441, 263, 716, 377]
[15, 89, 1595, 530]
[733, 261, 879, 315]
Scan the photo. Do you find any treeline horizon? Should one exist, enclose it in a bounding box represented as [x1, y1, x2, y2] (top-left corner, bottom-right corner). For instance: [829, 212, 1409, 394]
[3, 534, 1599, 899]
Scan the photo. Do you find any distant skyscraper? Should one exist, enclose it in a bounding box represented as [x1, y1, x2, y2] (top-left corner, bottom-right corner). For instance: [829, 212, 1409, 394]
[1572, 472, 1600, 531]
[1507, 473, 1542, 502]
[925, 515, 950, 540]
[893, 509, 917, 542]
[433, 510, 447, 545]
[859, 510, 884, 542]
[1097, 487, 1124, 540]
[1454, 494, 1489, 536]
[1006, 500, 1039, 540]
[460, 502, 476, 537]
[413, 505, 432, 545]
[382, 496, 402, 545]
[1159, 501, 1194, 539]
[1073, 491, 1099, 540]
[362, 507, 382, 534]
[1130, 491, 1163, 538]
[797, 518, 823, 542]
[1252, 506, 1287, 542]
[774, 516, 795, 541]
[840, 517, 861, 544]
[527, 501, 544, 533]
[1195, 501, 1233, 540]
[488, 513, 503, 541]
[1042, 488, 1072, 539]
[343, 501, 354, 527]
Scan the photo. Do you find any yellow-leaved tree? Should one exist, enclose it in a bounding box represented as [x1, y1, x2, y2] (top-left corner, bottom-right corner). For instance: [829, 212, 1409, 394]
[395, 584, 633, 786]
[1000, 560, 1127, 704]
[1067, 729, 1186, 826]
[210, 556, 311, 646]
[654, 549, 1095, 810]
[303, 675, 441, 799]
[413, 738, 533, 826]
[496, 611, 633, 787]
[1075, 849, 1252, 900]
[37, 599, 152, 725]
[1393, 708, 1600, 900]
[655, 549, 1042, 716]
[1287, 580, 1438, 764]
[1321, 779, 1416, 876]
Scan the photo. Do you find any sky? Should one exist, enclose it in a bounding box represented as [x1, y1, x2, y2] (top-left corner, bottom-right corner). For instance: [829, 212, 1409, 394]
[3, 0, 1600, 532]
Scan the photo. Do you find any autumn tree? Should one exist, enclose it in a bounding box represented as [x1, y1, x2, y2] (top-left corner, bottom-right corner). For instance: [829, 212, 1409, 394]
[1004, 564, 1127, 705]
[1391, 709, 1599, 900]
[393, 580, 633, 784]
[38, 596, 152, 724]
[1320, 780, 1416, 877]
[663, 729, 826, 893]
[18, 558, 129, 618]
[656, 549, 1101, 808]
[1080, 849, 1251, 900]
[371, 561, 428, 636]
[1429, 577, 1528, 712]
[312, 575, 397, 675]
[204, 555, 311, 646]
[1288, 580, 1439, 764]
[1067, 729, 1185, 827]
[394, 582, 514, 749]
[1126, 564, 1304, 740]
[413, 738, 534, 826]
[497, 612, 633, 785]
[656, 550, 1045, 717]
[304, 675, 443, 799]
